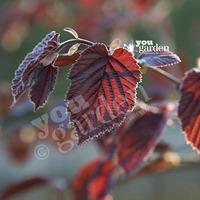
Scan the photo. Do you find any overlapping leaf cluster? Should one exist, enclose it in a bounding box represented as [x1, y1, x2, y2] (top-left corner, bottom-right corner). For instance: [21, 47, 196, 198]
[10, 28, 200, 200]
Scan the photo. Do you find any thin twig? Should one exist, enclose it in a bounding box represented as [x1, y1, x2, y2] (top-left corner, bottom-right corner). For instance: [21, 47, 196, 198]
[149, 67, 181, 85]
[56, 38, 94, 52]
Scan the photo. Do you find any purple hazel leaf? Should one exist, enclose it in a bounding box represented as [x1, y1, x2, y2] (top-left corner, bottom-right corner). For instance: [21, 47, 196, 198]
[178, 68, 200, 153]
[100, 103, 174, 175]
[137, 51, 181, 68]
[66, 43, 141, 144]
[70, 157, 113, 200]
[116, 106, 169, 174]
[11, 31, 60, 109]
[30, 65, 59, 111]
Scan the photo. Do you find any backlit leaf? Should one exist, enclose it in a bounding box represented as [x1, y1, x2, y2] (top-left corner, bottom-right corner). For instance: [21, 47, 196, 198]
[96, 103, 174, 175]
[70, 158, 113, 200]
[30, 65, 59, 110]
[178, 68, 200, 153]
[116, 105, 169, 174]
[11, 31, 60, 109]
[137, 51, 181, 68]
[88, 160, 113, 200]
[67, 43, 141, 144]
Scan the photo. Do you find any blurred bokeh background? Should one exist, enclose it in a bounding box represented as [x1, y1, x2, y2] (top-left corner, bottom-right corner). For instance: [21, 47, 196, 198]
[0, 0, 200, 199]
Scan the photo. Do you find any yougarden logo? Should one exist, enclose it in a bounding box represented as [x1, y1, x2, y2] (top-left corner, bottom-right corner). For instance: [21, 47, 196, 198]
[126, 40, 170, 53]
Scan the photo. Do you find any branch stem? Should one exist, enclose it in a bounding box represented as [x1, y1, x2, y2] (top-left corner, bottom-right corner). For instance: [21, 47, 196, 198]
[149, 67, 181, 85]
[56, 38, 94, 52]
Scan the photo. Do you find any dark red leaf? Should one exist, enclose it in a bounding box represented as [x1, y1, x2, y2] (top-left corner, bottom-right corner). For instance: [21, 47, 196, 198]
[88, 160, 113, 200]
[30, 65, 59, 110]
[96, 103, 174, 175]
[70, 159, 99, 200]
[99, 103, 174, 175]
[178, 68, 200, 152]
[70, 158, 113, 200]
[54, 52, 80, 67]
[11, 31, 60, 108]
[137, 51, 181, 68]
[116, 106, 169, 174]
[0, 177, 48, 199]
[67, 43, 141, 144]
[96, 105, 147, 154]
